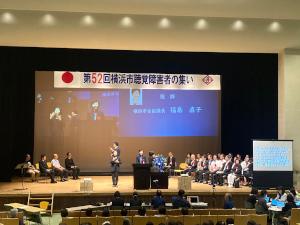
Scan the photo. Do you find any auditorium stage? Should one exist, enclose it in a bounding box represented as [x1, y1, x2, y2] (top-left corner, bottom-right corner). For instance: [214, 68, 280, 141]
[0, 176, 269, 210]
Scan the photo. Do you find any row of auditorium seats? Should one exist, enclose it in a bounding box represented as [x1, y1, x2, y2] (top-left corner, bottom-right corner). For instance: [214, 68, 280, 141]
[67, 209, 256, 217]
[0, 218, 19, 225]
[0, 211, 23, 219]
[62, 214, 267, 225]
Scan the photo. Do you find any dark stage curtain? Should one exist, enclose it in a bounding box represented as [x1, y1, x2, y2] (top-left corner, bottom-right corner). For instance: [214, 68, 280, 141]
[0, 46, 278, 181]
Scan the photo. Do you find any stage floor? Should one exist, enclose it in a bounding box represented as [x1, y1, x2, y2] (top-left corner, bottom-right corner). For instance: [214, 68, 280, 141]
[0, 176, 251, 196]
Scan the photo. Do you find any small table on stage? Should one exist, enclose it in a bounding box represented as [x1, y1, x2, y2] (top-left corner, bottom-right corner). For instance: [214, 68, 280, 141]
[133, 163, 151, 190]
[151, 172, 169, 189]
[178, 175, 192, 190]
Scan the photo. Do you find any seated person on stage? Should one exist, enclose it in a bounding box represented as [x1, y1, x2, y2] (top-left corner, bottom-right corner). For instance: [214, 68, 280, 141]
[65, 152, 80, 180]
[130, 191, 142, 207]
[166, 152, 176, 175]
[184, 153, 192, 165]
[276, 186, 288, 202]
[255, 190, 269, 215]
[39, 154, 56, 183]
[204, 154, 219, 185]
[184, 153, 197, 175]
[151, 190, 165, 209]
[241, 155, 250, 185]
[245, 188, 258, 209]
[172, 189, 191, 209]
[24, 153, 40, 181]
[224, 193, 234, 209]
[196, 154, 208, 183]
[227, 158, 242, 188]
[111, 191, 125, 207]
[216, 155, 233, 186]
[51, 154, 68, 182]
[136, 149, 147, 164]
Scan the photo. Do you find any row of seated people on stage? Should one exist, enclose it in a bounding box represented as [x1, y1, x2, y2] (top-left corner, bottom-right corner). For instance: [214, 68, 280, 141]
[23, 152, 80, 183]
[183, 153, 253, 187]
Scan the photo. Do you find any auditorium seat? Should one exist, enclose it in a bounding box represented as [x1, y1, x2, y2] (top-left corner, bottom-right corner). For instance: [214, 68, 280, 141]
[192, 209, 210, 215]
[97, 216, 114, 225]
[68, 211, 86, 217]
[210, 209, 240, 215]
[200, 215, 218, 224]
[0, 218, 19, 225]
[289, 208, 300, 225]
[146, 210, 156, 216]
[167, 215, 184, 223]
[183, 215, 201, 225]
[62, 217, 79, 225]
[127, 210, 138, 216]
[217, 215, 234, 222]
[132, 216, 166, 225]
[0, 211, 23, 219]
[166, 209, 181, 215]
[113, 216, 132, 225]
[249, 214, 267, 225]
[109, 210, 121, 216]
[240, 209, 256, 215]
[80, 216, 97, 225]
[234, 215, 250, 225]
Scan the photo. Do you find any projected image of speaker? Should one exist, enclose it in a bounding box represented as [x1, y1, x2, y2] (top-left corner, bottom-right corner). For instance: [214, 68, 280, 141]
[151, 172, 168, 189]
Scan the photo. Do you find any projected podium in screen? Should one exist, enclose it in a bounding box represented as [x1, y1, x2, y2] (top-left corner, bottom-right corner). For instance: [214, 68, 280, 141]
[253, 140, 293, 188]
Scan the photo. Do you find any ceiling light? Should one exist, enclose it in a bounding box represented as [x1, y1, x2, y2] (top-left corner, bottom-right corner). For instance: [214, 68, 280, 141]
[41, 14, 56, 26]
[120, 16, 134, 27]
[158, 18, 171, 29]
[81, 15, 95, 26]
[232, 20, 245, 31]
[1, 12, 16, 24]
[268, 21, 281, 32]
[195, 19, 208, 30]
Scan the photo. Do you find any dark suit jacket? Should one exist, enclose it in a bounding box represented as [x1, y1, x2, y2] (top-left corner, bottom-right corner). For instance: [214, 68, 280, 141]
[39, 160, 49, 174]
[172, 196, 191, 209]
[167, 157, 176, 169]
[136, 155, 147, 164]
[232, 164, 242, 176]
[151, 196, 165, 209]
[222, 161, 233, 174]
[111, 197, 125, 207]
[65, 158, 75, 170]
[129, 197, 142, 207]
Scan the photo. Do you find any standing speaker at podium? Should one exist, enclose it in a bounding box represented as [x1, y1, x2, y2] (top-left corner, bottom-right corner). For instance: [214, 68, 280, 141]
[135, 150, 147, 164]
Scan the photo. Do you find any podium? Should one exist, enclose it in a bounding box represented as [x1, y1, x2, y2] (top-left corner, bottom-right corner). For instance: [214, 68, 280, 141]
[133, 163, 151, 190]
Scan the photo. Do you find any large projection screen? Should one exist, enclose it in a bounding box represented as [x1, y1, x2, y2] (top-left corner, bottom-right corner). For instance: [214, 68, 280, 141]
[34, 71, 221, 172]
[253, 139, 293, 188]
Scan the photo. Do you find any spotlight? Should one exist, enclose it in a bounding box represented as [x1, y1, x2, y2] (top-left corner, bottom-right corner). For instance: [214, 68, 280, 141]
[81, 15, 95, 26]
[158, 18, 171, 29]
[120, 16, 134, 27]
[195, 19, 208, 30]
[268, 21, 281, 32]
[1, 12, 16, 24]
[41, 14, 56, 26]
[232, 20, 245, 31]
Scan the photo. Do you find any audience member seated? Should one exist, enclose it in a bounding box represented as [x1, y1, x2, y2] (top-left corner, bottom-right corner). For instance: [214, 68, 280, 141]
[224, 193, 234, 209]
[102, 221, 111, 225]
[65, 152, 80, 180]
[255, 190, 269, 215]
[112, 191, 125, 208]
[281, 194, 297, 217]
[129, 191, 142, 207]
[227, 159, 242, 188]
[226, 218, 234, 225]
[51, 154, 68, 182]
[155, 206, 166, 216]
[123, 218, 131, 225]
[9, 208, 24, 225]
[146, 222, 154, 225]
[172, 189, 191, 209]
[39, 154, 56, 183]
[61, 208, 68, 218]
[181, 207, 189, 215]
[137, 207, 146, 216]
[245, 188, 258, 209]
[120, 208, 128, 216]
[102, 208, 110, 217]
[151, 190, 165, 209]
[247, 220, 257, 225]
[85, 208, 93, 217]
[276, 186, 288, 202]
[24, 154, 40, 182]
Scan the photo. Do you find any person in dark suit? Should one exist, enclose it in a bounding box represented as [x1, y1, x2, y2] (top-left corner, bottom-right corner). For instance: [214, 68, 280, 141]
[151, 190, 165, 209]
[65, 152, 80, 180]
[110, 141, 120, 157]
[217, 155, 233, 185]
[166, 152, 176, 175]
[129, 191, 142, 207]
[172, 189, 191, 209]
[111, 150, 121, 187]
[111, 191, 124, 208]
[39, 154, 56, 183]
[136, 150, 147, 164]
